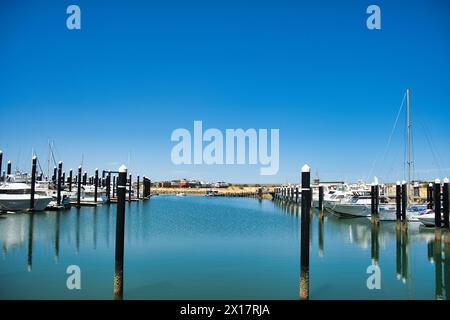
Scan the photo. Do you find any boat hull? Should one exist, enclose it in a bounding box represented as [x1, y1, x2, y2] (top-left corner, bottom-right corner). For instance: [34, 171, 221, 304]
[0, 194, 52, 212]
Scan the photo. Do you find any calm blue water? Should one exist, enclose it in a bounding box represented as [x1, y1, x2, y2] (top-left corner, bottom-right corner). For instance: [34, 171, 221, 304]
[0, 195, 448, 299]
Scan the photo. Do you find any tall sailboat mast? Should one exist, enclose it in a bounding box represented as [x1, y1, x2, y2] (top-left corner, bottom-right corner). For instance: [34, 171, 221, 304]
[406, 88, 411, 186]
[406, 88, 412, 205]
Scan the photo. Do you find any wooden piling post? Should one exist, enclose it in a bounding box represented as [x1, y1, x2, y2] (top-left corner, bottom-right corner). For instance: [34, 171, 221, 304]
[0, 150, 2, 180]
[443, 178, 449, 230]
[396, 181, 401, 222]
[57, 161, 62, 206]
[114, 165, 127, 299]
[83, 172, 87, 186]
[128, 174, 132, 202]
[69, 169, 73, 192]
[318, 185, 324, 211]
[113, 176, 116, 198]
[30, 156, 37, 210]
[94, 168, 98, 203]
[77, 166, 82, 208]
[434, 179, 442, 229]
[401, 180, 407, 222]
[52, 166, 57, 185]
[300, 164, 311, 300]
[107, 171, 111, 203]
[428, 183, 434, 209]
[7, 160, 11, 175]
[137, 175, 140, 200]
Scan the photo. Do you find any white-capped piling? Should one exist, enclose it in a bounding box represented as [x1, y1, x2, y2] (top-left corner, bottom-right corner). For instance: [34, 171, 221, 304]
[107, 171, 111, 203]
[428, 183, 434, 209]
[396, 181, 401, 221]
[94, 168, 99, 203]
[318, 185, 324, 212]
[6, 160, 11, 175]
[57, 161, 62, 206]
[30, 156, 37, 210]
[77, 166, 82, 208]
[128, 174, 132, 202]
[443, 178, 449, 229]
[137, 175, 140, 200]
[300, 164, 311, 300]
[52, 166, 57, 185]
[434, 179, 442, 228]
[401, 181, 407, 222]
[114, 165, 127, 299]
[69, 169, 73, 192]
[113, 176, 116, 198]
[0, 151, 3, 179]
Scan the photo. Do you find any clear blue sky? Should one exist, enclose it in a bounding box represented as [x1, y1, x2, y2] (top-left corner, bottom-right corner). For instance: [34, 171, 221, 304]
[1, 0, 449, 183]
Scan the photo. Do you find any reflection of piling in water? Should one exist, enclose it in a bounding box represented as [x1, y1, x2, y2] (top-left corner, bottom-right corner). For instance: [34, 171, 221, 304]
[93, 207, 97, 249]
[76, 208, 80, 253]
[371, 222, 379, 265]
[54, 212, 60, 262]
[396, 223, 402, 278]
[300, 165, 311, 300]
[318, 213, 324, 257]
[444, 241, 450, 300]
[434, 233, 443, 300]
[427, 241, 434, 263]
[401, 227, 408, 283]
[114, 165, 127, 300]
[27, 213, 34, 272]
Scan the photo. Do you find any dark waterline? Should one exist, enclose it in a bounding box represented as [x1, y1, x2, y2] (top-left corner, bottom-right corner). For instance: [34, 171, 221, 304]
[0, 195, 448, 299]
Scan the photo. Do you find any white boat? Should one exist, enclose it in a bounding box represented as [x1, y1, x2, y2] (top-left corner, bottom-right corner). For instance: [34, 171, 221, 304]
[176, 192, 187, 197]
[0, 181, 52, 212]
[416, 210, 444, 227]
[68, 185, 108, 203]
[205, 190, 219, 197]
[373, 204, 428, 221]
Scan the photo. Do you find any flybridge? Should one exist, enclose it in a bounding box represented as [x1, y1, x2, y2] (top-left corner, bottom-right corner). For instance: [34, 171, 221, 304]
[170, 121, 279, 175]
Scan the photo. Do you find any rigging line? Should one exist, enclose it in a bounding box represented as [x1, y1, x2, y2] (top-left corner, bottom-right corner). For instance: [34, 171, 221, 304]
[424, 123, 445, 177]
[370, 92, 406, 181]
[420, 121, 443, 177]
[49, 140, 57, 168]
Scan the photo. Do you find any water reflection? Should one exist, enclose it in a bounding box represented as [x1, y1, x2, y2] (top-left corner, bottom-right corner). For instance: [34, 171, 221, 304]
[27, 213, 34, 271]
[0, 197, 448, 299]
[428, 231, 450, 300]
